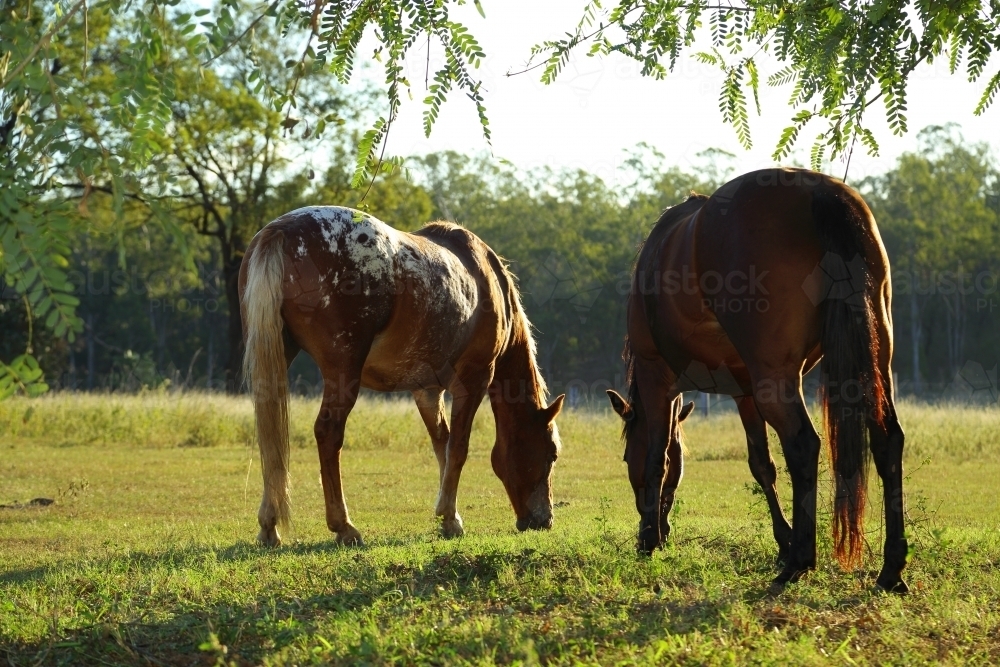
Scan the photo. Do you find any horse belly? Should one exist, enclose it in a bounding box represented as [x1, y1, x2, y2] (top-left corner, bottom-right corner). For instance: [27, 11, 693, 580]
[361, 324, 472, 392]
[657, 302, 752, 396]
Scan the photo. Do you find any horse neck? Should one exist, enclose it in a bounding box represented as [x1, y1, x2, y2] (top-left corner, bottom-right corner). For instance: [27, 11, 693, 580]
[489, 334, 546, 419]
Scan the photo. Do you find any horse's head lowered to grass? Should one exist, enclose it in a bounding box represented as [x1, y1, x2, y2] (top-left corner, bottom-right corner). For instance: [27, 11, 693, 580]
[490, 392, 564, 531]
[607, 387, 693, 553]
[603, 169, 909, 593]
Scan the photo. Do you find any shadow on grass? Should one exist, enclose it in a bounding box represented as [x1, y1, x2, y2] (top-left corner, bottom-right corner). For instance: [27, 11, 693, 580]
[0, 538, 756, 666]
[4, 529, 908, 666]
[4, 596, 740, 667]
[0, 535, 434, 585]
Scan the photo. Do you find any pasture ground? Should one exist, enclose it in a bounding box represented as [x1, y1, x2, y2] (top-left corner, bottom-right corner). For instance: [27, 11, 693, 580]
[1, 393, 999, 665]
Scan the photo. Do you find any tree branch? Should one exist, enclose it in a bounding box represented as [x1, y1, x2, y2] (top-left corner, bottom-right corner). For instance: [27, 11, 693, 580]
[201, 1, 280, 67]
[177, 154, 227, 231]
[0, 0, 88, 89]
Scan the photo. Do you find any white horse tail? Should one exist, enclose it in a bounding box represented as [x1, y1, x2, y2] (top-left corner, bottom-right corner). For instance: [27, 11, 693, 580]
[241, 229, 291, 544]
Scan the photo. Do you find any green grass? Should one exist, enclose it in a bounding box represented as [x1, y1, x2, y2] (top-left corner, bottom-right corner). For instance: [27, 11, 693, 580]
[1, 393, 999, 665]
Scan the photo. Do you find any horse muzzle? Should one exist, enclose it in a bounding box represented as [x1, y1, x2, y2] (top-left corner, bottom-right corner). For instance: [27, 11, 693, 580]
[516, 477, 553, 531]
[636, 518, 661, 555]
[516, 511, 553, 531]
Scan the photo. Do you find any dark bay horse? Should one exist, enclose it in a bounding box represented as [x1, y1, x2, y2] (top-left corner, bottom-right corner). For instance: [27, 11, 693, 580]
[239, 207, 565, 547]
[606, 169, 907, 592]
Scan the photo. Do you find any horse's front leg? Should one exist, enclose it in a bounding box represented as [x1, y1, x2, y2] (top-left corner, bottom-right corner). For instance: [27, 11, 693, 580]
[658, 432, 683, 545]
[435, 374, 489, 538]
[413, 388, 450, 485]
[737, 396, 793, 566]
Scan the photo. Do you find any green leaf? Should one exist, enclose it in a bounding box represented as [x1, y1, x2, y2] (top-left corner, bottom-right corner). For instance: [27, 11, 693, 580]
[25, 381, 50, 397]
[974, 71, 1000, 116]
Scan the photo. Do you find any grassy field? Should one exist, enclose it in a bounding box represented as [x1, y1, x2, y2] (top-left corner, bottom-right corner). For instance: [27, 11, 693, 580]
[1, 393, 999, 665]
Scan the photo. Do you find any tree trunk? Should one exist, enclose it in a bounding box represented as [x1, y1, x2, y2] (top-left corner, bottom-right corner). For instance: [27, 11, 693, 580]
[156, 308, 167, 375]
[909, 250, 923, 396]
[223, 257, 244, 393]
[86, 313, 95, 391]
[944, 291, 966, 381]
[206, 320, 214, 390]
[910, 288, 922, 395]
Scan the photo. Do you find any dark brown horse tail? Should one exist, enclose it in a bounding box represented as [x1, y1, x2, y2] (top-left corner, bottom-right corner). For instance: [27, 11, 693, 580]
[813, 187, 886, 570]
[241, 228, 291, 533]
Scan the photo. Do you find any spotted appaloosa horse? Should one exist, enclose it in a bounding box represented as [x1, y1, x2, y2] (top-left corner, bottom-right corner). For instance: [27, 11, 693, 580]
[239, 207, 564, 547]
[607, 168, 908, 593]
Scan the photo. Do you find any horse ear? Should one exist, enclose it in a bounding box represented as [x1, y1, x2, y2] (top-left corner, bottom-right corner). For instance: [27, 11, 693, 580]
[678, 401, 695, 422]
[542, 394, 565, 423]
[606, 390, 633, 421]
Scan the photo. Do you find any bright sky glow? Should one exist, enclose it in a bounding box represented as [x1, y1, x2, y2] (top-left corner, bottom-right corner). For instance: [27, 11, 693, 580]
[366, 0, 999, 187]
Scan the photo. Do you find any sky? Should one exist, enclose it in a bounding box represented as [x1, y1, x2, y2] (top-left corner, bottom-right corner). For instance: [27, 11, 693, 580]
[359, 0, 999, 188]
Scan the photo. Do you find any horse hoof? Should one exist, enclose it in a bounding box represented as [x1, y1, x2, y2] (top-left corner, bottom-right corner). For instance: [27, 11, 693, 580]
[874, 575, 909, 595]
[773, 564, 811, 587]
[766, 580, 786, 597]
[441, 517, 465, 538]
[257, 528, 282, 548]
[335, 526, 364, 547]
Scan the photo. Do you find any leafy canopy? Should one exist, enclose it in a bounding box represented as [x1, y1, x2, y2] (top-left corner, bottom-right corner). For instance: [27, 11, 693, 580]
[524, 0, 1000, 168]
[3, 0, 999, 396]
[1, 0, 491, 394]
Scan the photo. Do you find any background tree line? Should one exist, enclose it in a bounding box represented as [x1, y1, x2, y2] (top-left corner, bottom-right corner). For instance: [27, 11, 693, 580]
[2, 127, 998, 401]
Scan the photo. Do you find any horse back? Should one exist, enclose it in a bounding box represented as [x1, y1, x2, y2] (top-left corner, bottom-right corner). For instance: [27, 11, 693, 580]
[247, 208, 510, 392]
[631, 169, 890, 395]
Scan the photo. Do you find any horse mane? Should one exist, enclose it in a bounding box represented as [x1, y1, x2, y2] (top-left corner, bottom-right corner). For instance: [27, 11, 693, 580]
[621, 193, 708, 441]
[418, 220, 463, 237]
[418, 221, 548, 402]
[487, 249, 549, 401]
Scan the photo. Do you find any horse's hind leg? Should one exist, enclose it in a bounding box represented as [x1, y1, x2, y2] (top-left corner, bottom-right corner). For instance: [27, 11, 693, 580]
[753, 377, 822, 587]
[737, 396, 793, 566]
[868, 398, 909, 592]
[315, 359, 365, 546]
[413, 389, 450, 485]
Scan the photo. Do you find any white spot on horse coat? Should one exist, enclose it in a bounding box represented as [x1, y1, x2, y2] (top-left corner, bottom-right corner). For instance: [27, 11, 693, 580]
[285, 207, 471, 318]
[290, 206, 398, 281]
[281, 208, 482, 388]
